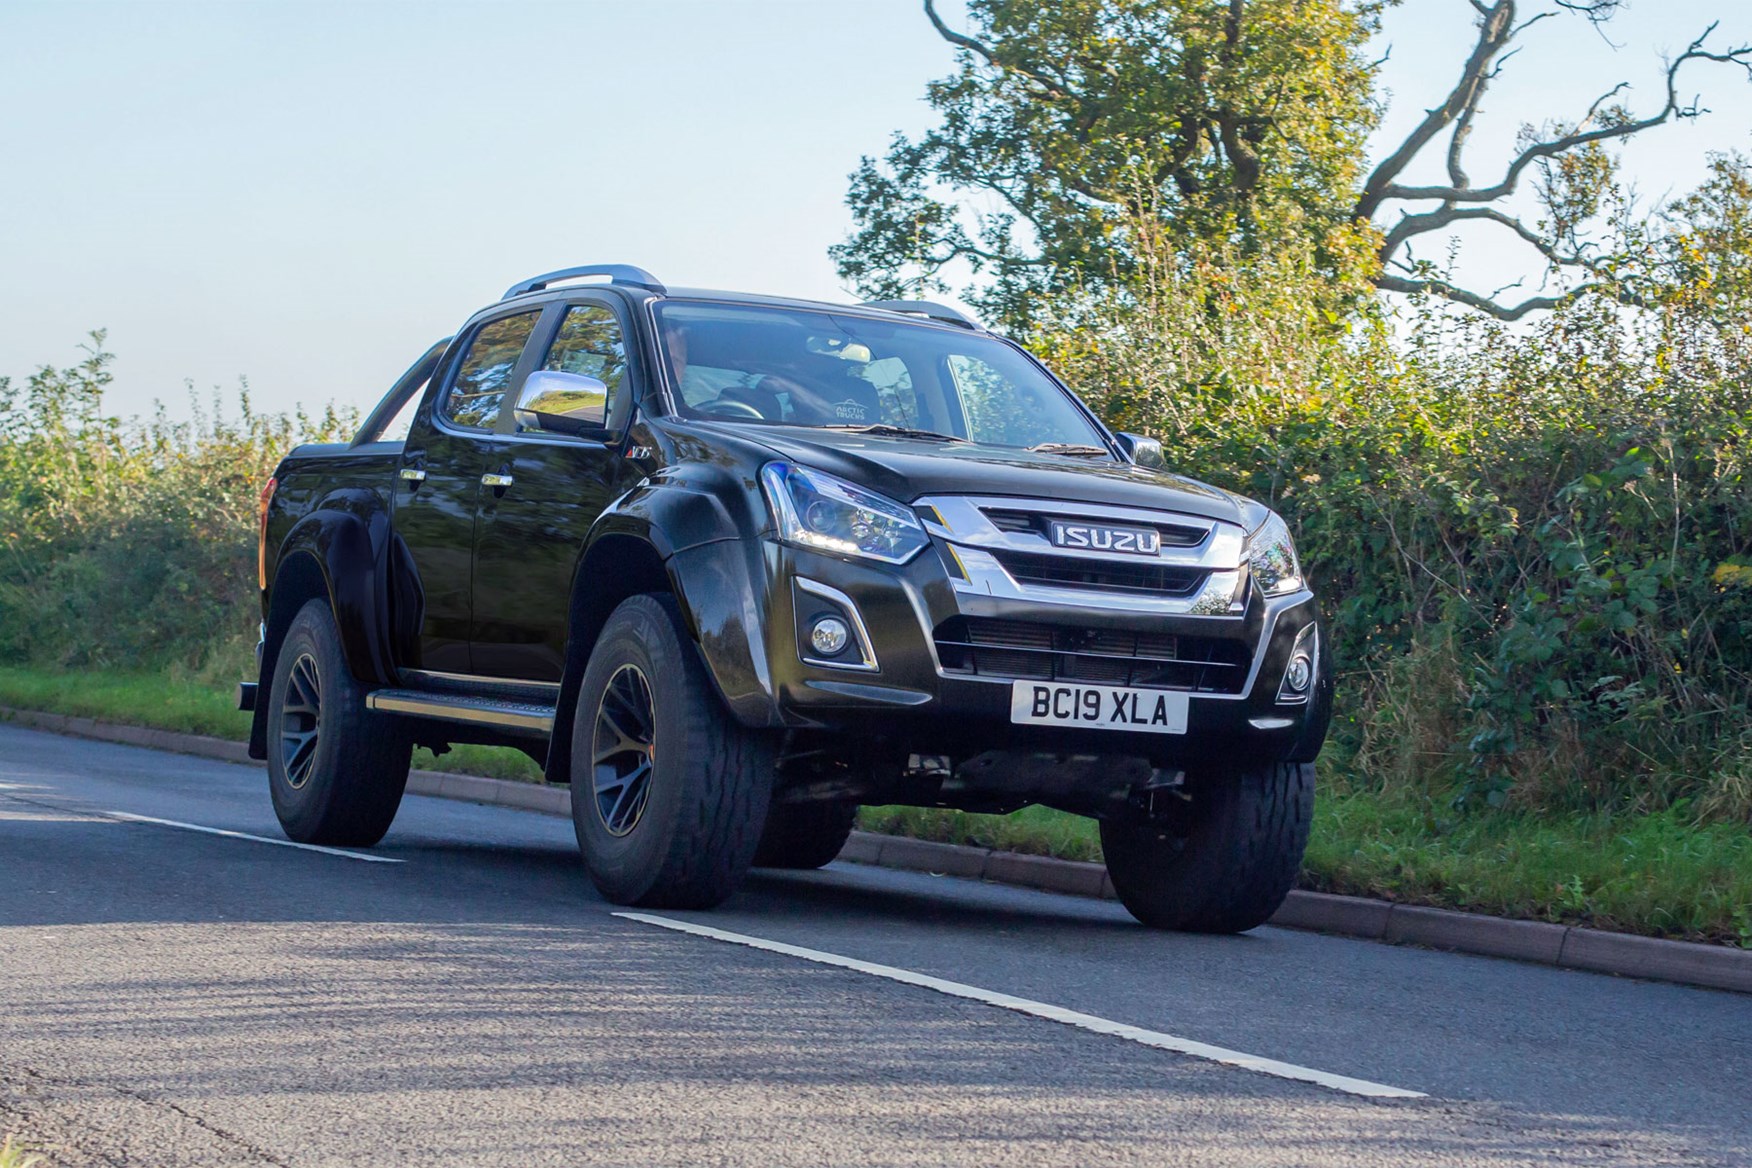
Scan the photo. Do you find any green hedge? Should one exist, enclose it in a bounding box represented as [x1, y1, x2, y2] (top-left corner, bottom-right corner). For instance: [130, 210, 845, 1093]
[6, 282, 1752, 833]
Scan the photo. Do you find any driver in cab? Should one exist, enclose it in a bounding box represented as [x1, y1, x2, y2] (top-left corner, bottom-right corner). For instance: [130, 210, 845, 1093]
[664, 321, 881, 427]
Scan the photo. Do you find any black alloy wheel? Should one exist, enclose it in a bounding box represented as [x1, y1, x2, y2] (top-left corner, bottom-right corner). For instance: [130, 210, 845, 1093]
[278, 652, 323, 789]
[592, 664, 657, 838]
[569, 593, 774, 909]
[265, 598, 412, 847]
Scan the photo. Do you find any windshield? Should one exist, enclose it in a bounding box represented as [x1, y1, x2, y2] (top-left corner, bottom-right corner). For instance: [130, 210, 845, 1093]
[654, 301, 1110, 452]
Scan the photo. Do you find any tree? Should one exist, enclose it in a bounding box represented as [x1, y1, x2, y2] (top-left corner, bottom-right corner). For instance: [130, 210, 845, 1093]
[1651, 152, 1752, 374]
[1365, 2, 1752, 320]
[833, 0, 1387, 333]
[838, 0, 1752, 326]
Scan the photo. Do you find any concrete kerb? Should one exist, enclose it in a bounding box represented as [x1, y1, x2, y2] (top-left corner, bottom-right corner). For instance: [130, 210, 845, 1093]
[413, 768, 570, 816]
[0, 707, 256, 766]
[3, 704, 1748, 994]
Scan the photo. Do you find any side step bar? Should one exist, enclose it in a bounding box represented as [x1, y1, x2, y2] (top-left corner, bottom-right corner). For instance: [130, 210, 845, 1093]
[366, 689, 555, 735]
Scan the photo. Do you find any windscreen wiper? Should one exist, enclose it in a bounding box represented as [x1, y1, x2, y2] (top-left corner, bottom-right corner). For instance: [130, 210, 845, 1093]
[1027, 442, 1112, 458]
[825, 423, 967, 443]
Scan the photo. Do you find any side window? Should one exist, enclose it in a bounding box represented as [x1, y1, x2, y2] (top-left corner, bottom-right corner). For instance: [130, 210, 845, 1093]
[441, 312, 539, 431]
[513, 304, 627, 432]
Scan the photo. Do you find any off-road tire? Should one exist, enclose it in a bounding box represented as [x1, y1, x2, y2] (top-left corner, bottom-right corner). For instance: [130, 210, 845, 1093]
[571, 593, 774, 908]
[753, 802, 858, 870]
[266, 599, 411, 846]
[1100, 761, 1314, 933]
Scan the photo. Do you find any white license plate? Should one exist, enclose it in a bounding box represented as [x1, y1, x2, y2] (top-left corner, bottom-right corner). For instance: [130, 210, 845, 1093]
[1009, 681, 1189, 735]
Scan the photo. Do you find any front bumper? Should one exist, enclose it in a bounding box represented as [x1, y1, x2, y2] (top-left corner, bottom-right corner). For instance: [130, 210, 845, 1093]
[759, 539, 1330, 769]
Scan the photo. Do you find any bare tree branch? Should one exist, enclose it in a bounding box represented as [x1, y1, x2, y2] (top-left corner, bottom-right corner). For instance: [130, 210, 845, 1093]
[923, 0, 996, 63]
[1377, 272, 1597, 321]
[1361, 4, 1752, 318]
[1511, 11, 1560, 38]
[1373, 26, 1752, 209]
[1357, 0, 1516, 220]
[1444, 38, 1508, 188]
[1381, 204, 1613, 275]
[1553, 0, 1621, 24]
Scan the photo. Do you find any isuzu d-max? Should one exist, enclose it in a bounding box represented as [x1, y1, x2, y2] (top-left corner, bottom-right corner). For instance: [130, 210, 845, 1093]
[242, 264, 1330, 931]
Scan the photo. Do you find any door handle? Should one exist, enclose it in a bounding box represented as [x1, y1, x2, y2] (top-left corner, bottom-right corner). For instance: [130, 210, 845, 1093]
[481, 473, 514, 488]
[398, 467, 427, 484]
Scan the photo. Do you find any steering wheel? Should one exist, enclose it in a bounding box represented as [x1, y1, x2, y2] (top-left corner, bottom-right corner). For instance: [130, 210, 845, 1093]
[696, 399, 766, 420]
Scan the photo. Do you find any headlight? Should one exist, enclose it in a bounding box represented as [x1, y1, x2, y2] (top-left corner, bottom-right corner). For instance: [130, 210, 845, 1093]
[760, 462, 928, 564]
[1246, 512, 1304, 596]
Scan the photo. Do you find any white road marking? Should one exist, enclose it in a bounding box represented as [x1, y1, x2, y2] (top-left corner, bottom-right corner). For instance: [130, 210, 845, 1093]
[106, 811, 404, 863]
[616, 911, 1426, 1100]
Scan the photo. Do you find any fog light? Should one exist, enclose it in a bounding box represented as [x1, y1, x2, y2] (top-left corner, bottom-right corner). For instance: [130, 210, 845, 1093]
[1284, 653, 1313, 693]
[1278, 623, 1318, 705]
[810, 616, 850, 657]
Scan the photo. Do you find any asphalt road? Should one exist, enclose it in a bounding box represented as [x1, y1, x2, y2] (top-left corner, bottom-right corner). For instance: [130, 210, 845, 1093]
[2, 722, 1749, 1167]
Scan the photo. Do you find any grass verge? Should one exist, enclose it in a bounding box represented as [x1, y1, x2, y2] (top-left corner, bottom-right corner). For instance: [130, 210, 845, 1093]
[865, 795, 1752, 947]
[0, 666, 544, 782]
[0, 1132, 48, 1168]
[3, 665, 1747, 947]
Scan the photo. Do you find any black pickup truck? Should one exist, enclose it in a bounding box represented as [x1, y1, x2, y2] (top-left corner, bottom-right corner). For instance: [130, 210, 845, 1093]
[243, 264, 1330, 931]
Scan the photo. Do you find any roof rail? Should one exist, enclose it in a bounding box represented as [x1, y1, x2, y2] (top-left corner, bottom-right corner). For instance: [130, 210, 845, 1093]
[860, 299, 983, 331]
[502, 264, 665, 300]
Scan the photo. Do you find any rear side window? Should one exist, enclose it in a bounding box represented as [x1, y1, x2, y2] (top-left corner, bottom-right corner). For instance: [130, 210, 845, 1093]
[442, 311, 539, 431]
[542, 304, 627, 392]
[512, 304, 628, 431]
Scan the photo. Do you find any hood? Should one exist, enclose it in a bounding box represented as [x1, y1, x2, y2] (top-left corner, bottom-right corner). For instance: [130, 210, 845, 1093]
[708, 423, 1254, 526]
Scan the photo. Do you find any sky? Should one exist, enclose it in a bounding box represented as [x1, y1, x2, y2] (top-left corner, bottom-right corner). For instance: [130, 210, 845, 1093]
[3, 0, 1750, 422]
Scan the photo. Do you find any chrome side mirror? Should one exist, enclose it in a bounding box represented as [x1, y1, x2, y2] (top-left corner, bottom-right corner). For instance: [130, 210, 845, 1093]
[515, 370, 610, 436]
[1114, 431, 1166, 469]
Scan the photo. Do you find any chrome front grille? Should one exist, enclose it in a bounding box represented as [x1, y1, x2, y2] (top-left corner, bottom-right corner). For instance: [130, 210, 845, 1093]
[979, 506, 1210, 548]
[915, 494, 1249, 616]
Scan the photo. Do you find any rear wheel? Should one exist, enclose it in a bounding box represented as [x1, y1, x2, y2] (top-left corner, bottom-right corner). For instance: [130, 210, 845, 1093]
[266, 599, 411, 846]
[1100, 761, 1313, 933]
[571, 594, 774, 908]
[753, 802, 858, 870]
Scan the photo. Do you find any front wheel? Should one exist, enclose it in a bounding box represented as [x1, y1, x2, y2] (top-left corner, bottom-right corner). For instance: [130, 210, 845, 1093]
[1100, 761, 1314, 933]
[570, 594, 774, 908]
[265, 599, 411, 846]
